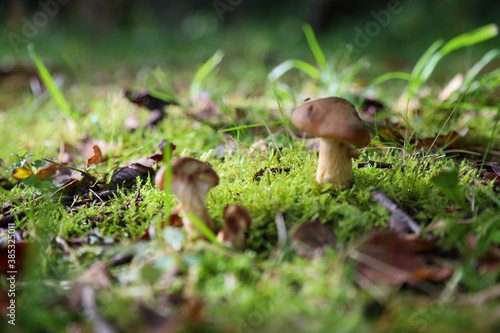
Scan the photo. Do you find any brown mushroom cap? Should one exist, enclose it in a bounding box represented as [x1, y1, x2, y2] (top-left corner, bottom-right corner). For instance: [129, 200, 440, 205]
[223, 204, 251, 231]
[291, 97, 371, 148]
[171, 157, 219, 195]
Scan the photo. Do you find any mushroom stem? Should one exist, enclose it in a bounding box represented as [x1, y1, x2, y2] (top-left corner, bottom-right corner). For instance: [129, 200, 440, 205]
[316, 138, 353, 187]
[180, 202, 216, 239]
[216, 205, 251, 251]
[173, 182, 217, 239]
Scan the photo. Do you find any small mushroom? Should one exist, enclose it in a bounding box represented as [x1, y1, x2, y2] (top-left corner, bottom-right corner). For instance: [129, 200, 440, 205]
[292, 97, 371, 187]
[154, 166, 168, 190]
[161, 157, 219, 240]
[217, 204, 251, 251]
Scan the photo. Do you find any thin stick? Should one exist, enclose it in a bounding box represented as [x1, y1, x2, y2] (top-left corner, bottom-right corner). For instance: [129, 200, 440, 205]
[370, 189, 421, 235]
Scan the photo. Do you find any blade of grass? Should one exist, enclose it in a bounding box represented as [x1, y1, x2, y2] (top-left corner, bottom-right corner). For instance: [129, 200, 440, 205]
[115, 139, 158, 164]
[268, 59, 321, 82]
[28, 44, 75, 119]
[302, 23, 327, 69]
[190, 49, 224, 100]
[147, 67, 180, 105]
[219, 120, 291, 133]
[370, 71, 413, 87]
[149, 89, 179, 106]
[439, 24, 498, 57]
[261, 116, 282, 158]
[275, 91, 291, 147]
[419, 24, 498, 85]
[185, 212, 222, 246]
[425, 87, 469, 155]
[460, 49, 500, 94]
[480, 104, 500, 170]
[410, 39, 444, 80]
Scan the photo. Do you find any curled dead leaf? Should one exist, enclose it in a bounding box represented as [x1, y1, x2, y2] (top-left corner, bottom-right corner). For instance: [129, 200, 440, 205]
[86, 145, 103, 168]
[353, 231, 453, 286]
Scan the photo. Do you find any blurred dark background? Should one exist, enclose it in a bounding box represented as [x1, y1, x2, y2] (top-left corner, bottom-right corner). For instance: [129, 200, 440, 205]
[3, 0, 500, 32]
[1, 0, 499, 79]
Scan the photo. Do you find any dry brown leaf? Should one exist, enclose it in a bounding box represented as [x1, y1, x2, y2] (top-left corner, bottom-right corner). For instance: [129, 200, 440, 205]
[291, 220, 336, 259]
[86, 145, 103, 168]
[353, 231, 454, 286]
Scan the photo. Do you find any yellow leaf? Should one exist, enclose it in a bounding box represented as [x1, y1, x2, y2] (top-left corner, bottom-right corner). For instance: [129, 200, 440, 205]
[13, 168, 34, 180]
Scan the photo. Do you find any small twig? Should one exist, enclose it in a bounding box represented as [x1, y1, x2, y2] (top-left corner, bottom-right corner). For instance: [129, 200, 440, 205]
[81, 286, 118, 333]
[275, 211, 287, 248]
[357, 161, 395, 169]
[457, 283, 500, 306]
[41, 158, 96, 182]
[370, 189, 421, 235]
[268, 211, 288, 262]
[88, 189, 105, 205]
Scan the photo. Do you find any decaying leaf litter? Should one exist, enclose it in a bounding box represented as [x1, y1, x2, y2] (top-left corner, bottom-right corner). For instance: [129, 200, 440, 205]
[1, 24, 500, 332]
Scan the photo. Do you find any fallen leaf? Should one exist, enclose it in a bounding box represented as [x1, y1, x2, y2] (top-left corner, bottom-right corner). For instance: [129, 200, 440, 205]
[86, 145, 103, 168]
[420, 128, 470, 151]
[253, 167, 291, 181]
[124, 90, 177, 111]
[471, 161, 500, 190]
[290, 220, 336, 259]
[0, 212, 26, 229]
[110, 157, 159, 188]
[124, 89, 178, 129]
[372, 121, 412, 146]
[352, 231, 454, 286]
[370, 119, 470, 151]
[12, 167, 33, 180]
[36, 163, 61, 180]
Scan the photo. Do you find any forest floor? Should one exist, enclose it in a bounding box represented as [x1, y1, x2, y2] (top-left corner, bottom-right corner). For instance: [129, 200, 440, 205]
[1, 23, 500, 332]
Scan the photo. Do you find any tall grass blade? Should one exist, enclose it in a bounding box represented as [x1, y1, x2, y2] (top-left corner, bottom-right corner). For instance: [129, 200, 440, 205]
[410, 39, 444, 80]
[268, 59, 321, 81]
[419, 24, 498, 84]
[481, 105, 500, 169]
[460, 49, 500, 94]
[370, 72, 412, 87]
[147, 67, 180, 105]
[219, 120, 291, 133]
[302, 24, 327, 68]
[185, 212, 221, 246]
[27, 44, 74, 119]
[275, 91, 291, 147]
[190, 49, 224, 100]
[439, 24, 498, 57]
